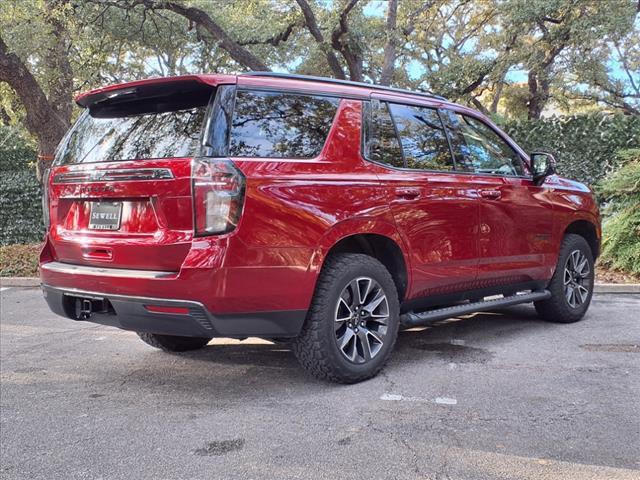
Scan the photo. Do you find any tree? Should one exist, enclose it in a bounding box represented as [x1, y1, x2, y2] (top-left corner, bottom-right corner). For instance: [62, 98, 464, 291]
[1, 0, 639, 170]
[0, 0, 74, 176]
[502, 0, 638, 119]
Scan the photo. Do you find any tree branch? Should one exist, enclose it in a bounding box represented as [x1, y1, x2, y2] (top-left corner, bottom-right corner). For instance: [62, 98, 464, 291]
[614, 42, 640, 95]
[92, 0, 271, 71]
[295, 0, 345, 78]
[330, 0, 363, 81]
[238, 22, 298, 47]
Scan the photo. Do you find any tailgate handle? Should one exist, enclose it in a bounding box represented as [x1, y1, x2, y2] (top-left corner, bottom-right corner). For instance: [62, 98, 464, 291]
[82, 247, 113, 261]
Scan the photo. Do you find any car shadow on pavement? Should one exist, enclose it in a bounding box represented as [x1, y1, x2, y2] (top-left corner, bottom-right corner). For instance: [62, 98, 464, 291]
[113, 303, 558, 395]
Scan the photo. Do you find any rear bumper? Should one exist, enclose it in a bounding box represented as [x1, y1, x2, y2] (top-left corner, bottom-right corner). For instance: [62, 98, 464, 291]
[41, 283, 305, 339]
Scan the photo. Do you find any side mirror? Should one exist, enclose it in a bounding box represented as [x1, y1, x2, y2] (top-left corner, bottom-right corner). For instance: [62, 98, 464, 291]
[530, 152, 556, 186]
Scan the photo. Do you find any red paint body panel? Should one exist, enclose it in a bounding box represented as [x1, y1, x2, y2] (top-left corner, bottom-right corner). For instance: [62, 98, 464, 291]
[41, 73, 601, 327]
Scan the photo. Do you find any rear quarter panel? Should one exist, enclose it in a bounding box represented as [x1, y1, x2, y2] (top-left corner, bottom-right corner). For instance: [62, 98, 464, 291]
[227, 99, 410, 312]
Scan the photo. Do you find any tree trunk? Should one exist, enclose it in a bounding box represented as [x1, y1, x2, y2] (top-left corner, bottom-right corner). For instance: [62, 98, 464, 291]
[490, 80, 504, 114]
[527, 70, 550, 120]
[380, 0, 398, 86]
[0, 35, 71, 179]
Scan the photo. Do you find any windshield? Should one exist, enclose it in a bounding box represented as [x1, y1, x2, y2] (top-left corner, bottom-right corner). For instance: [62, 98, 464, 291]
[55, 107, 206, 165]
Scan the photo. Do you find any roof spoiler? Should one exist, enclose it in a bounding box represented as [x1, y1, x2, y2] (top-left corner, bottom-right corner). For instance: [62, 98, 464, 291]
[75, 75, 235, 115]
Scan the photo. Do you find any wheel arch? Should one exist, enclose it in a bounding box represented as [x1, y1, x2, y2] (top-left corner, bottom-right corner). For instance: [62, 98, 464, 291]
[564, 219, 600, 259]
[310, 219, 411, 302]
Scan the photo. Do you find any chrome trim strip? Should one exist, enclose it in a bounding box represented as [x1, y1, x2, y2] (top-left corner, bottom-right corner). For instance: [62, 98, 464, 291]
[41, 284, 204, 308]
[41, 261, 177, 279]
[53, 168, 174, 184]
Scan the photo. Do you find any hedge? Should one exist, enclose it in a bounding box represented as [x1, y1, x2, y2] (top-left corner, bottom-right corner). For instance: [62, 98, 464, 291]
[0, 125, 37, 172]
[1, 113, 639, 246]
[597, 149, 640, 276]
[501, 113, 640, 187]
[0, 171, 44, 246]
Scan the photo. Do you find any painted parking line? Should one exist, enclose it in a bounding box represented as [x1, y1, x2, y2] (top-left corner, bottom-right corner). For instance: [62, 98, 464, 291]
[0, 287, 11, 292]
[380, 392, 458, 405]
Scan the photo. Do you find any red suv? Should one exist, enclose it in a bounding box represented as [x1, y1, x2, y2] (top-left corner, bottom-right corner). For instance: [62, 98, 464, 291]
[40, 73, 600, 383]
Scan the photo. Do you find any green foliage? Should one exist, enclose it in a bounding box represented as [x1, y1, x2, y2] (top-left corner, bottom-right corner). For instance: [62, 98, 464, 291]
[597, 149, 640, 276]
[0, 125, 42, 246]
[0, 125, 37, 171]
[501, 114, 640, 186]
[0, 170, 44, 246]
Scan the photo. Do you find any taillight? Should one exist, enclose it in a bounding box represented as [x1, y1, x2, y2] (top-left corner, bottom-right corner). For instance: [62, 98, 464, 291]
[192, 158, 245, 236]
[42, 169, 51, 229]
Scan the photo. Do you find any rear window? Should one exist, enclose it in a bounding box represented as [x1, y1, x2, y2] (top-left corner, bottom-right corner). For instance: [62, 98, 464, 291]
[229, 90, 339, 158]
[55, 107, 206, 165]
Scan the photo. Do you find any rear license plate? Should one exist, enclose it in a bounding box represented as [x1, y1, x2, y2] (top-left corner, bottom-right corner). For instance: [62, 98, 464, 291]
[89, 201, 122, 230]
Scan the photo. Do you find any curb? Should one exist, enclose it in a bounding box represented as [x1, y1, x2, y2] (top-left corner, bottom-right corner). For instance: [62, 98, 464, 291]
[1, 277, 639, 293]
[0, 277, 40, 287]
[594, 283, 640, 294]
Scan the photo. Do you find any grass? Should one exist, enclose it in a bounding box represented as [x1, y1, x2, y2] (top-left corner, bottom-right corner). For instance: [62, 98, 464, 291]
[0, 243, 41, 277]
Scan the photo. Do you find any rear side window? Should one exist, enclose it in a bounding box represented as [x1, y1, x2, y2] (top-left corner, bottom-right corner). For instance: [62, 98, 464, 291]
[56, 108, 206, 165]
[229, 90, 339, 158]
[363, 101, 404, 168]
[387, 103, 453, 171]
[440, 111, 525, 176]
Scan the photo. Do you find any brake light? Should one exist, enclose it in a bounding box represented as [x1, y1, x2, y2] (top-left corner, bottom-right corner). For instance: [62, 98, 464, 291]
[42, 169, 51, 229]
[192, 158, 245, 235]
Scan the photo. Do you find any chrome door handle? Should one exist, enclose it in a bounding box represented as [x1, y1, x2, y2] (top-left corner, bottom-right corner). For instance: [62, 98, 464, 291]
[395, 188, 421, 199]
[479, 189, 501, 200]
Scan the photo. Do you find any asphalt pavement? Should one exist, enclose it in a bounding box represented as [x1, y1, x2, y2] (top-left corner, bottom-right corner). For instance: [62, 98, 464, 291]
[1, 287, 639, 480]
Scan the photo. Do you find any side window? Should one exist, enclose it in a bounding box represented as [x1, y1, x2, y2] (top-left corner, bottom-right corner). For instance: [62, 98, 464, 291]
[387, 103, 453, 171]
[363, 100, 403, 168]
[441, 111, 525, 176]
[229, 90, 339, 158]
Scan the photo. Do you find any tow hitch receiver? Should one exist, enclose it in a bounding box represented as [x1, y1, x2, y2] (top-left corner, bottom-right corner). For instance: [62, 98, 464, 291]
[75, 298, 93, 319]
[70, 296, 110, 320]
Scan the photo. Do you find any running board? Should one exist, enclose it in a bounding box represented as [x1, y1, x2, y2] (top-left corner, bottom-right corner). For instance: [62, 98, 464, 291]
[400, 290, 551, 327]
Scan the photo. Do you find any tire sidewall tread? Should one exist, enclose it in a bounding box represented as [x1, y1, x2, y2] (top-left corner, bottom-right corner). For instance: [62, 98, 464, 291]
[535, 234, 595, 323]
[292, 253, 400, 383]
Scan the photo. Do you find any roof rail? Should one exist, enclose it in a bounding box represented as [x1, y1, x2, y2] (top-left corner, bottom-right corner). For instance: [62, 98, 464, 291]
[241, 72, 447, 101]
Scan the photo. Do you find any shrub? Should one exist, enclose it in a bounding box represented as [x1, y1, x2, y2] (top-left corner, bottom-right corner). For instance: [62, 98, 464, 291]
[0, 243, 41, 277]
[0, 126, 43, 245]
[0, 170, 44, 245]
[501, 113, 640, 186]
[0, 125, 37, 171]
[597, 149, 640, 276]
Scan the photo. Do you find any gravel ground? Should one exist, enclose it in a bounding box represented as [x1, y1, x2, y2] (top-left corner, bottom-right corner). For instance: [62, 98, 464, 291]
[1, 287, 639, 480]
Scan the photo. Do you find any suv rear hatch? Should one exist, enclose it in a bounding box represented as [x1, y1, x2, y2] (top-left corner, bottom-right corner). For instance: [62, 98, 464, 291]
[45, 77, 225, 272]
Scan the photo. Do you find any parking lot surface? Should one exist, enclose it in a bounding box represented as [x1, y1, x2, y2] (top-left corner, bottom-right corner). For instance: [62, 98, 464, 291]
[1, 287, 639, 480]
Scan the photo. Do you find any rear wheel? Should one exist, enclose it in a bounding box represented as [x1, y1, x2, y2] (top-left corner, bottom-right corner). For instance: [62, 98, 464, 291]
[137, 332, 212, 352]
[292, 253, 400, 383]
[535, 234, 595, 323]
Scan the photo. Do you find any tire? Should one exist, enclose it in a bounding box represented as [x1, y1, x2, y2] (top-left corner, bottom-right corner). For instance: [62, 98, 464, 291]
[292, 253, 400, 383]
[136, 332, 212, 352]
[535, 234, 595, 323]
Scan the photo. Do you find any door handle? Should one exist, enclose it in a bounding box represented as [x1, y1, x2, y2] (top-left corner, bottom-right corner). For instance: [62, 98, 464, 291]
[395, 187, 421, 200]
[479, 189, 502, 200]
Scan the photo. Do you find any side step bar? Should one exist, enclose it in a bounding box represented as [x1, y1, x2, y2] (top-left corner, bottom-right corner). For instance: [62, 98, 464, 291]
[400, 290, 551, 327]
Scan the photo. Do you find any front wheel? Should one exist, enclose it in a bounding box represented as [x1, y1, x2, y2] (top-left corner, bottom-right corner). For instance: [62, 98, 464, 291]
[535, 234, 595, 323]
[292, 253, 400, 383]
